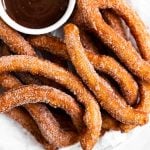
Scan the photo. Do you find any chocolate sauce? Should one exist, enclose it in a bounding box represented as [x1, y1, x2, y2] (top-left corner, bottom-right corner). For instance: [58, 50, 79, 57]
[3, 0, 69, 29]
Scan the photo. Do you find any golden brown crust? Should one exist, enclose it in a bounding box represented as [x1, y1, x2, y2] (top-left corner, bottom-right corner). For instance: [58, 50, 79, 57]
[29, 35, 138, 105]
[71, 8, 138, 106]
[0, 55, 53, 147]
[0, 54, 101, 150]
[64, 24, 147, 126]
[0, 19, 36, 56]
[0, 31, 80, 148]
[26, 103, 79, 147]
[0, 85, 82, 146]
[76, 0, 150, 82]
[0, 29, 80, 148]
[94, 0, 150, 132]
[0, 72, 79, 148]
[0, 73, 21, 89]
[0, 44, 73, 148]
[73, 0, 150, 134]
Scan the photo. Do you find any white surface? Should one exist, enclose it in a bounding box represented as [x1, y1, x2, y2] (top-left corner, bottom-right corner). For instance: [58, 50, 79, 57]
[0, 0, 150, 150]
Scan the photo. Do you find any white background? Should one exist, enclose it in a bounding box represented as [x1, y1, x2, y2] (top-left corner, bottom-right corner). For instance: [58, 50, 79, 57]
[0, 0, 150, 150]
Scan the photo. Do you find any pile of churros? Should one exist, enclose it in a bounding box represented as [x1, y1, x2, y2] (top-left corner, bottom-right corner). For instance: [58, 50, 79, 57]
[0, 0, 150, 149]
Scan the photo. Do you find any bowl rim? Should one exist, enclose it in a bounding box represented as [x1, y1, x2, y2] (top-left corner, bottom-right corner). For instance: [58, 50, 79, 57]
[0, 0, 76, 35]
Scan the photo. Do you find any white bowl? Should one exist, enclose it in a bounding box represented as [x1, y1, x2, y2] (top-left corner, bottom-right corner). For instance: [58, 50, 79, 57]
[0, 0, 76, 35]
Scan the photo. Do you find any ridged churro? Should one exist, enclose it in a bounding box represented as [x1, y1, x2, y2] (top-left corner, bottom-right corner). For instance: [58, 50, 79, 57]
[0, 55, 101, 150]
[29, 35, 138, 105]
[64, 24, 147, 126]
[75, 0, 150, 82]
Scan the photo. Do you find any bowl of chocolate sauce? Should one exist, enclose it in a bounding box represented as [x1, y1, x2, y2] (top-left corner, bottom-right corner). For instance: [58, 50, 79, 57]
[0, 0, 76, 34]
